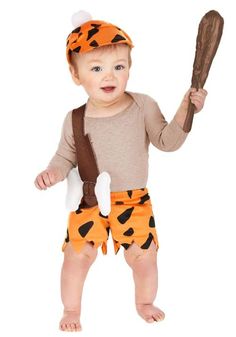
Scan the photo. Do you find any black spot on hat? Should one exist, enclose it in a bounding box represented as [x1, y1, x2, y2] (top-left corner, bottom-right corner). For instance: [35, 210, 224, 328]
[78, 221, 94, 238]
[117, 207, 134, 224]
[127, 190, 133, 198]
[73, 46, 81, 53]
[111, 34, 126, 43]
[90, 40, 99, 48]
[139, 193, 150, 204]
[149, 216, 155, 228]
[121, 243, 131, 250]
[141, 233, 154, 249]
[72, 27, 81, 34]
[87, 27, 100, 40]
[123, 227, 134, 236]
[91, 23, 101, 28]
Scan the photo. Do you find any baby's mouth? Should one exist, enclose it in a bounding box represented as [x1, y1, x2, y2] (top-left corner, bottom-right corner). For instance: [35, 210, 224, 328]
[101, 86, 116, 93]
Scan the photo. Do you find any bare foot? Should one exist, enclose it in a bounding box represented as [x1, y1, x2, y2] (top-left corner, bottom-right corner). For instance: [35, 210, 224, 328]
[59, 310, 82, 332]
[136, 303, 165, 323]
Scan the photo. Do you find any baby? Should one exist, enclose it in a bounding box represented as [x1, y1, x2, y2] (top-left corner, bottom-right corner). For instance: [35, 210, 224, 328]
[34, 11, 207, 332]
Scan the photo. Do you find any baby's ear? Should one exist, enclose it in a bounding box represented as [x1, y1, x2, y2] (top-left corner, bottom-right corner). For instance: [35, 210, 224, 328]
[69, 64, 81, 85]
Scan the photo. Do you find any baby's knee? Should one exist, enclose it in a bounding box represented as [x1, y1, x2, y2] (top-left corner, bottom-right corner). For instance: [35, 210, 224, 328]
[64, 242, 97, 268]
[124, 242, 157, 269]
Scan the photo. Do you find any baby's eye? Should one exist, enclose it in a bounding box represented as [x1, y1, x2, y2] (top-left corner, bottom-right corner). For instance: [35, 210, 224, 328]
[115, 64, 125, 70]
[91, 66, 102, 72]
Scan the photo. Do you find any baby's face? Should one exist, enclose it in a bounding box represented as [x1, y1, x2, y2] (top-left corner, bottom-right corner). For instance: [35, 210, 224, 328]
[73, 45, 130, 105]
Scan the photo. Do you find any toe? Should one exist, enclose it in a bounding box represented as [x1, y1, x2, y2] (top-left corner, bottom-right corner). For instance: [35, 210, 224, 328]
[60, 323, 66, 331]
[147, 317, 155, 323]
[70, 323, 76, 331]
[152, 314, 160, 322]
[63, 324, 67, 331]
[75, 323, 82, 331]
[155, 313, 164, 322]
[65, 323, 72, 332]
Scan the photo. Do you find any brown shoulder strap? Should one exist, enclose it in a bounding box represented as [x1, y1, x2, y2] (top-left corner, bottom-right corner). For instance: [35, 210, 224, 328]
[72, 104, 100, 183]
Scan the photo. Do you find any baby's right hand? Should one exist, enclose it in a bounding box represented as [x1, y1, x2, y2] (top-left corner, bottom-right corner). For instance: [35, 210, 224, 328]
[34, 167, 63, 190]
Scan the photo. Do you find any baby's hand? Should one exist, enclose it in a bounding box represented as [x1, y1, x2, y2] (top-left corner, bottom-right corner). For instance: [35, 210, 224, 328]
[175, 87, 208, 128]
[182, 88, 208, 113]
[34, 167, 63, 190]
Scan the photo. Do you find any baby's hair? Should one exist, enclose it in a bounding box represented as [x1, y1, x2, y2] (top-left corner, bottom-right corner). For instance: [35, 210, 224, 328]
[69, 43, 132, 73]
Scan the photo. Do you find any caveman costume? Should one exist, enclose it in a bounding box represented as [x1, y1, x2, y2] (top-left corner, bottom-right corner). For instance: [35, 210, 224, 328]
[47, 11, 223, 255]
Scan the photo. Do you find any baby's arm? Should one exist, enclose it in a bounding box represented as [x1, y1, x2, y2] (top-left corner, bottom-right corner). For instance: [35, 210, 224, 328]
[144, 89, 207, 152]
[34, 110, 77, 190]
[144, 94, 187, 151]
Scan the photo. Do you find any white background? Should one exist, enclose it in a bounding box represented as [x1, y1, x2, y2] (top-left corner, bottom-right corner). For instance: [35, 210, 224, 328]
[0, 0, 235, 336]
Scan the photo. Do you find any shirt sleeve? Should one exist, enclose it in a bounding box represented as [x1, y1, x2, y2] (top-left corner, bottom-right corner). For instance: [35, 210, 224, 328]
[47, 110, 77, 180]
[143, 94, 188, 151]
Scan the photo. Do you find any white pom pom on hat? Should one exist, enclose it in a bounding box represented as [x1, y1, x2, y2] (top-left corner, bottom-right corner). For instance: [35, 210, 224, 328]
[71, 10, 93, 28]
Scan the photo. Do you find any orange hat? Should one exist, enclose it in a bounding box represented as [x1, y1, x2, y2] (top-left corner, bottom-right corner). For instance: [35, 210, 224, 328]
[66, 11, 134, 63]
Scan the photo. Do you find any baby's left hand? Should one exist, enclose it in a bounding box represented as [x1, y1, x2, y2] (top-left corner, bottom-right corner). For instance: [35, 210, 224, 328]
[189, 87, 208, 113]
[175, 88, 208, 128]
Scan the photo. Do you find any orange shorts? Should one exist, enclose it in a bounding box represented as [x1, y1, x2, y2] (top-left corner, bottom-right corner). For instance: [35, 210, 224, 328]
[62, 187, 159, 254]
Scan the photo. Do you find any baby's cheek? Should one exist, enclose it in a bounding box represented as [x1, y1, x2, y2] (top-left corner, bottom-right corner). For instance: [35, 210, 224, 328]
[120, 73, 129, 86]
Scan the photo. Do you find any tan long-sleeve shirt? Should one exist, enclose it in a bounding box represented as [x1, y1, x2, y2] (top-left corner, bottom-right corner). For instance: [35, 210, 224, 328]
[47, 91, 188, 191]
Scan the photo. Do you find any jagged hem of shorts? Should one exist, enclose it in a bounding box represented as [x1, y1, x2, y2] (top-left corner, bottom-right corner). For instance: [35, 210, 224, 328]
[62, 239, 108, 255]
[113, 234, 159, 255]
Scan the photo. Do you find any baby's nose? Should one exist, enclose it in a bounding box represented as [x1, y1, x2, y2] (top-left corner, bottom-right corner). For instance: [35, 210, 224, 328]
[103, 71, 114, 80]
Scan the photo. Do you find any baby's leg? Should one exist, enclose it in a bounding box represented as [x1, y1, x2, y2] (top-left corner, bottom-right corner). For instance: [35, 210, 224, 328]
[124, 241, 165, 323]
[60, 242, 97, 332]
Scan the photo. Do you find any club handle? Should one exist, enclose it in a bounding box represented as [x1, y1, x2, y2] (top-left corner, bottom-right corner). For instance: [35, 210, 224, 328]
[183, 101, 195, 133]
